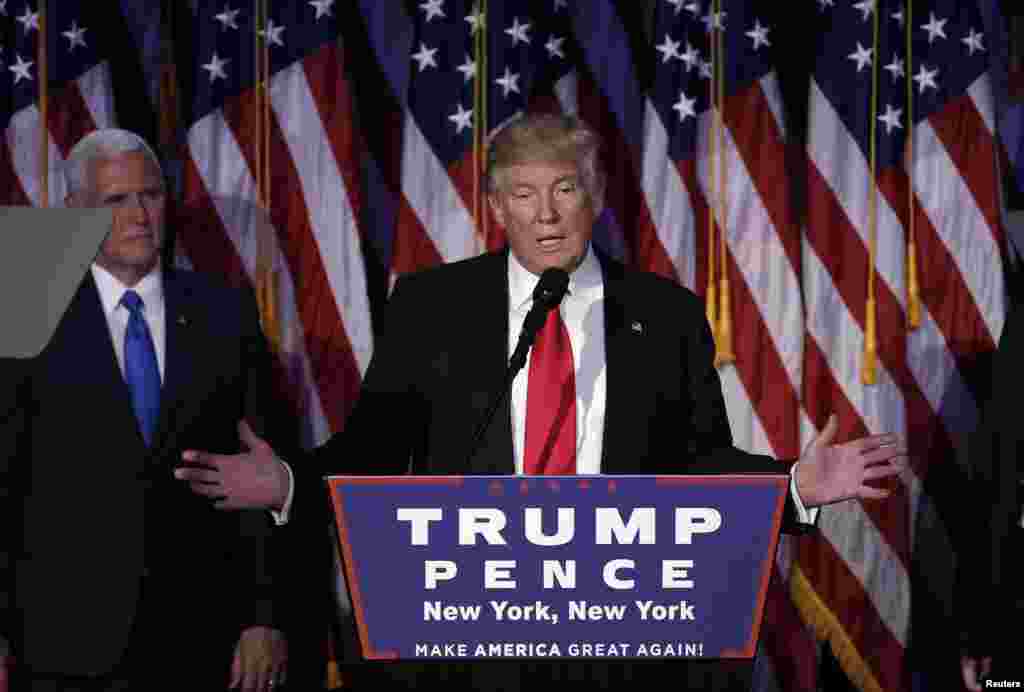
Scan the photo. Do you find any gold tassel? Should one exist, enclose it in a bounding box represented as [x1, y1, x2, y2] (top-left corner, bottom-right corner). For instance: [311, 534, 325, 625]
[862, 295, 877, 385]
[715, 275, 735, 367]
[706, 243, 718, 341]
[906, 241, 920, 329]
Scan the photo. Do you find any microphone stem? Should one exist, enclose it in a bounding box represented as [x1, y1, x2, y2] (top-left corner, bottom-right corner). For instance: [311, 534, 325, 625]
[464, 361, 522, 469]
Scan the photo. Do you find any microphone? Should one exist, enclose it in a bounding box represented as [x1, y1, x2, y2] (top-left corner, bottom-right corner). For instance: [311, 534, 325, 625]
[509, 268, 570, 375]
[465, 267, 570, 468]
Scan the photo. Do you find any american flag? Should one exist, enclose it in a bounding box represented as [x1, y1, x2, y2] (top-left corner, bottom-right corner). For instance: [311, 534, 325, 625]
[172, 1, 1010, 689]
[176, 2, 373, 686]
[642, 2, 814, 690]
[1, 0, 116, 206]
[801, 0, 1006, 690]
[178, 0, 371, 447]
[385, 0, 576, 276]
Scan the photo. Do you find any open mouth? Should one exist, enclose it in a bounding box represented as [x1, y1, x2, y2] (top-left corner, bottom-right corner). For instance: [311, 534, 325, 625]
[537, 234, 566, 250]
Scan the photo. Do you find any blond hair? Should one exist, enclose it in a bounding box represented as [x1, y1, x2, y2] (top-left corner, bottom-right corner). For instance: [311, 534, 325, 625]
[486, 113, 604, 207]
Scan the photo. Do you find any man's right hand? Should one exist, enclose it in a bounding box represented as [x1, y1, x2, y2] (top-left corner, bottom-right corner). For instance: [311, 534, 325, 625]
[175, 420, 290, 511]
[962, 655, 992, 691]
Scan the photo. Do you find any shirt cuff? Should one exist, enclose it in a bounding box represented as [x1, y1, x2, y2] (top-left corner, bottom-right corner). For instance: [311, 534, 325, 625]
[269, 457, 295, 526]
[789, 461, 819, 525]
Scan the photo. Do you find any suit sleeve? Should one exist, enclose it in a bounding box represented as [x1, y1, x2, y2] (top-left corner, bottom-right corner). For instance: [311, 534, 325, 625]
[307, 273, 426, 477]
[232, 285, 299, 630]
[958, 301, 1023, 655]
[279, 275, 428, 539]
[677, 292, 809, 532]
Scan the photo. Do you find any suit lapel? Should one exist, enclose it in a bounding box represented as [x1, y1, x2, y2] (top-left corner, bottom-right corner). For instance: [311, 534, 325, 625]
[150, 270, 198, 457]
[58, 275, 144, 446]
[466, 251, 515, 475]
[597, 254, 642, 474]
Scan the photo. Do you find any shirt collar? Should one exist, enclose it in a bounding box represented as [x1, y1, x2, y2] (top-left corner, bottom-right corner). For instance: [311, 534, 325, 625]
[508, 243, 602, 313]
[90, 263, 164, 317]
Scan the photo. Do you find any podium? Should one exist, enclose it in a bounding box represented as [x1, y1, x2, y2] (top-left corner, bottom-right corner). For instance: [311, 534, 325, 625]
[327, 474, 787, 662]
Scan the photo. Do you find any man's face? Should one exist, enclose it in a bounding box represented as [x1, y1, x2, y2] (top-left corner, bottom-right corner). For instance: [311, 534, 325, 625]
[81, 150, 166, 285]
[489, 159, 599, 275]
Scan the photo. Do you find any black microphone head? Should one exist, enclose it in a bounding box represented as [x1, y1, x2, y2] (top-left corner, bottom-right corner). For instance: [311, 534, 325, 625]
[533, 268, 570, 308]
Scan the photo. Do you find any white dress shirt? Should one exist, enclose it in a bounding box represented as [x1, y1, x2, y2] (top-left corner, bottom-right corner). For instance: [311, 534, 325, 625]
[509, 246, 606, 474]
[90, 263, 166, 382]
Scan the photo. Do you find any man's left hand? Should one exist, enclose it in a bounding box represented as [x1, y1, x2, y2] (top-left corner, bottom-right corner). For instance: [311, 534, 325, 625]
[229, 626, 287, 692]
[795, 413, 908, 508]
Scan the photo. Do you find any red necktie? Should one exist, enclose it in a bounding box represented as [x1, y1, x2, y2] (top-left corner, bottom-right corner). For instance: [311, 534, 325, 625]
[524, 306, 576, 475]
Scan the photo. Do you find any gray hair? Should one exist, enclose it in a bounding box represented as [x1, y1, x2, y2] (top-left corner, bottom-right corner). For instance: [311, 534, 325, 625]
[485, 112, 604, 209]
[64, 128, 164, 196]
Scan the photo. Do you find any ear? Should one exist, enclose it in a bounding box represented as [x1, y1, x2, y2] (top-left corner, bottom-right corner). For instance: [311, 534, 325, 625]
[488, 193, 506, 227]
[589, 173, 606, 218]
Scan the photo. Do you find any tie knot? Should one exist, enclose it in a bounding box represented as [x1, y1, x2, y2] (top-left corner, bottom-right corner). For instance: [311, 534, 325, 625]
[121, 289, 144, 314]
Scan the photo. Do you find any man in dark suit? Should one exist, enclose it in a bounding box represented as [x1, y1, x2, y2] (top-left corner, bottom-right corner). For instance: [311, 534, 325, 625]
[177, 113, 907, 688]
[959, 302, 1023, 691]
[0, 129, 288, 692]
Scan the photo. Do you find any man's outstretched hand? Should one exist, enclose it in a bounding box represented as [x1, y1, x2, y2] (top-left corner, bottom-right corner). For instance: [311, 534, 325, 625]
[795, 414, 908, 508]
[175, 420, 289, 511]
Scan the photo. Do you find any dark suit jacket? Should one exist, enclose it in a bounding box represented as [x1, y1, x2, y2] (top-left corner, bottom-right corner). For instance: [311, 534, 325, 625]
[959, 301, 1024, 658]
[311, 248, 792, 690]
[314, 248, 787, 478]
[0, 267, 288, 677]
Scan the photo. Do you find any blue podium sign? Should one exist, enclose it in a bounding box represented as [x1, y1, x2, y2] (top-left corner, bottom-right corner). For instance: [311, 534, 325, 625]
[327, 475, 787, 661]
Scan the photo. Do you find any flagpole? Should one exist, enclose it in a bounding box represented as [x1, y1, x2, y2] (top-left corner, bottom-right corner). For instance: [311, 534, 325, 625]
[38, 0, 48, 208]
[862, 0, 881, 385]
[472, 2, 484, 248]
[714, 0, 734, 367]
[705, 1, 718, 341]
[905, 0, 920, 330]
[480, 0, 489, 251]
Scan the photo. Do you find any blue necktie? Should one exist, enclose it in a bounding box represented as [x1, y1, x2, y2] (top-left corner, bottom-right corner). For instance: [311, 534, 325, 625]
[121, 290, 161, 446]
